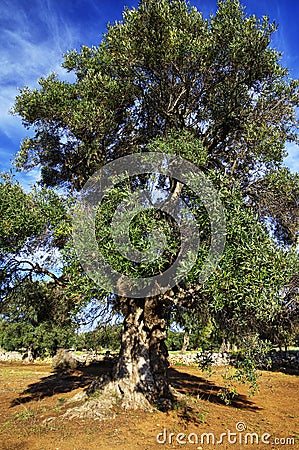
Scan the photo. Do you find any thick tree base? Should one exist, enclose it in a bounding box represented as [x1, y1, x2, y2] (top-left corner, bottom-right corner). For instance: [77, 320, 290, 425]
[63, 373, 174, 420]
[64, 296, 174, 418]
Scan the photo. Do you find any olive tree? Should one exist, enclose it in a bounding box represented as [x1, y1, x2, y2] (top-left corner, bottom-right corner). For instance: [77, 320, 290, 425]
[12, 0, 299, 408]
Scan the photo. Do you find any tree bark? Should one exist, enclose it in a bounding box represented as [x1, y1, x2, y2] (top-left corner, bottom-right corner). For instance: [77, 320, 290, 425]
[26, 343, 34, 363]
[220, 339, 231, 353]
[181, 329, 189, 354]
[111, 296, 171, 409]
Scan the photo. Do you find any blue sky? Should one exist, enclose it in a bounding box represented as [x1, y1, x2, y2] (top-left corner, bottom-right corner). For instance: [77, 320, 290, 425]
[0, 0, 299, 188]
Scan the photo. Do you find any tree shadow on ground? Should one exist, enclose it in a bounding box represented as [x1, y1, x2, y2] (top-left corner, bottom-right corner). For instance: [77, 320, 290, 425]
[267, 366, 299, 376]
[11, 361, 261, 415]
[10, 359, 114, 407]
[168, 367, 261, 412]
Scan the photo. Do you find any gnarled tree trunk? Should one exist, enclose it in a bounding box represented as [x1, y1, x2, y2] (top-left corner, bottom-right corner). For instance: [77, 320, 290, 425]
[181, 329, 190, 354]
[66, 296, 173, 419]
[112, 296, 171, 409]
[26, 343, 34, 363]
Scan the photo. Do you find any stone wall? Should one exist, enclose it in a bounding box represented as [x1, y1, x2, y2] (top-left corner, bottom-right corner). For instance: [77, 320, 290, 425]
[168, 350, 299, 371]
[0, 350, 23, 361]
[168, 351, 231, 366]
[270, 351, 299, 371]
[1, 348, 299, 372]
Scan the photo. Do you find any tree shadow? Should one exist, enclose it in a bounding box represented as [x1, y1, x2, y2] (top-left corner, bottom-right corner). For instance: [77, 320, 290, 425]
[168, 367, 261, 412]
[10, 360, 114, 407]
[11, 361, 261, 415]
[267, 365, 299, 376]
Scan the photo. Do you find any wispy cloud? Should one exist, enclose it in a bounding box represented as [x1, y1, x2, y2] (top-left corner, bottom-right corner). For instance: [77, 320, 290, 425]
[0, 0, 85, 185]
[0, 1, 79, 138]
[0, 0, 128, 186]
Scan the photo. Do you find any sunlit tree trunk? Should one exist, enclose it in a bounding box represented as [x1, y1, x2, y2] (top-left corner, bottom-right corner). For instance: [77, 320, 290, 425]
[112, 297, 171, 409]
[181, 329, 190, 354]
[26, 343, 34, 363]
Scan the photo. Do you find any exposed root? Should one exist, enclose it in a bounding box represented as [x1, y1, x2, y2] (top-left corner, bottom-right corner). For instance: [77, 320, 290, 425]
[63, 396, 117, 420]
[63, 374, 158, 420]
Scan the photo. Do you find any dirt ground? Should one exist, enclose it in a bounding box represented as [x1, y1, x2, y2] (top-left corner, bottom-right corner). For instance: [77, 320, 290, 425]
[0, 361, 298, 450]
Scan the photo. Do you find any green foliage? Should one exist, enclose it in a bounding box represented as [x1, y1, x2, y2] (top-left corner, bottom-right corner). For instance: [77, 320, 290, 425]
[250, 167, 299, 245]
[166, 321, 219, 351]
[0, 319, 74, 357]
[0, 279, 76, 356]
[197, 334, 272, 404]
[75, 324, 122, 351]
[201, 188, 299, 336]
[0, 179, 79, 357]
[0, 176, 68, 256]
[94, 183, 181, 279]
[0, 178, 43, 255]
[217, 335, 271, 404]
[166, 330, 184, 351]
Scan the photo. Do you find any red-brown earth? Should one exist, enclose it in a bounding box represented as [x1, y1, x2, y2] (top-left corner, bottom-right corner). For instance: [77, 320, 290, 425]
[0, 361, 298, 449]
